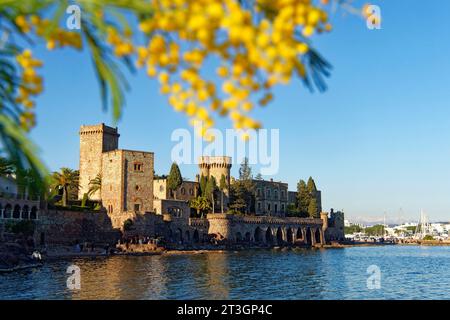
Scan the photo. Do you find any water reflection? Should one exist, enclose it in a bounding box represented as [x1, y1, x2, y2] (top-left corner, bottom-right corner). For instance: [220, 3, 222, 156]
[1, 246, 450, 300]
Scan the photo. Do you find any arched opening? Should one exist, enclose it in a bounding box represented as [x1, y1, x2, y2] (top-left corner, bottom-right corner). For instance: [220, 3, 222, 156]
[265, 227, 273, 244]
[235, 232, 242, 243]
[305, 227, 312, 245]
[4, 204, 12, 218]
[276, 227, 283, 245]
[0, 203, 2, 218]
[22, 205, 29, 220]
[296, 228, 303, 241]
[176, 228, 183, 243]
[30, 206, 38, 220]
[315, 229, 321, 244]
[185, 230, 190, 243]
[287, 228, 294, 244]
[244, 232, 251, 242]
[13, 204, 21, 219]
[193, 229, 200, 243]
[254, 227, 263, 243]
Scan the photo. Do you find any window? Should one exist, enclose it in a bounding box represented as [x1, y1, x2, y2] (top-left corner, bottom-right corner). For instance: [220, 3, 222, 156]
[134, 203, 141, 212]
[181, 187, 186, 195]
[189, 188, 194, 195]
[267, 203, 271, 211]
[281, 204, 285, 212]
[274, 204, 278, 213]
[107, 205, 113, 214]
[274, 190, 278, 199]
[281, 191, 285, 199]
[257, 202, 261, 211]
[133, 162, 143, 172]
[257, 188, 261, 197]
[266, 189, 271, 198]
[135, 185, 140, 191]
[159, 185, 164, 192]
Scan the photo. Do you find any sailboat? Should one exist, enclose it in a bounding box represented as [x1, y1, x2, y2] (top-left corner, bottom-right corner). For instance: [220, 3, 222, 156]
[414, 210, 431, 240]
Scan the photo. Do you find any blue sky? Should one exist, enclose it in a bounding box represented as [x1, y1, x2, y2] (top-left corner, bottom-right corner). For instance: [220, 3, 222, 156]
[28, 1, 450, 221]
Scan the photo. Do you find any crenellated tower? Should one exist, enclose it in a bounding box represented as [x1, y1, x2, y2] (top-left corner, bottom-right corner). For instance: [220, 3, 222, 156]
[198, 156, 232, 197]
[78, 123, 119, 200]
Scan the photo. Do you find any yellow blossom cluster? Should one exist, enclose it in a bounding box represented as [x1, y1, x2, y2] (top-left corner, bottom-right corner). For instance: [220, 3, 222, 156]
[15, 15, 82, 50]
[124, 0, 331, 139]
[15, 50, 43, 131]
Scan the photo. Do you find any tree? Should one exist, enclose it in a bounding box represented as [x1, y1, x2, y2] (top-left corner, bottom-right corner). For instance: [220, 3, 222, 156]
[15, 167, 42, 197]
[219, 174, 227, 214]
[229, 179, 255, 215]
[199, 175, 208, 196]
[190, 196, 211, 218]
[296, 180, 309, 217]
[50, 168, 79, 207]
[88, 173, 102, 198]
[307, 176, 318, 197]
[205, 176, 217, 214]
[0, 1, 354, 188]
[239, 157, 252, 180]
[308, 197, 319, 218]
[0, 157, 14, 177]
[255, 173, 263, 180]
[167, 162, 183, 199]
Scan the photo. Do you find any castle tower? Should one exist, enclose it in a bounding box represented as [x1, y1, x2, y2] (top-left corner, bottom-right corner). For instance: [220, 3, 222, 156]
[198, 156, 232, 197]
[79, 123, 119, 200]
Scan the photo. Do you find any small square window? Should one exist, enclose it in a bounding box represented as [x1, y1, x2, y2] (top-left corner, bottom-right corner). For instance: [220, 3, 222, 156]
[134, 204, 141, 212]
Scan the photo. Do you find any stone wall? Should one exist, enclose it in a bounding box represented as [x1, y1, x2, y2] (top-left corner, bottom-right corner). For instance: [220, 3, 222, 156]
[37, 209, 121, 246]
[207, 213, 325, 245]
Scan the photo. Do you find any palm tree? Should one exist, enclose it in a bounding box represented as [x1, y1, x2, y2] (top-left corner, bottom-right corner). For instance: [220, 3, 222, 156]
[88, 173, 102, 198]
[0, 157, 14, 177]
[190, 196, 211, 218]
[51, 168, 79, 207]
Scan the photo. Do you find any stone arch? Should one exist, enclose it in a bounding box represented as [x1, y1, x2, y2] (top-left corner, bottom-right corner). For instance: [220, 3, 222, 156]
[4, 204, 12, 218]
[305, 227, 312, 246]
[315, 228, 321, 244]
[30, 206, 38, 220]
[193, 229, 200, 243]
[235, 232, 243, 243]
[276, 227, 283, 245]
[265, 227, 274, 244]
[254, 227, 263, 243]
[287, 227, 294, 244]
[296, 227, 303, 241]
[244, 232, 251, 242]
[176, 228, 183, 243]
[22, 205, 29, 220]
[185, 230, 190, 243]
[13, 204, 21, 219]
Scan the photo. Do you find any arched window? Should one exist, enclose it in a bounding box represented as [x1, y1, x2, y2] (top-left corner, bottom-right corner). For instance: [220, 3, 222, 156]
[4, 204, 12, 218]
[274, 190, 278, 199]
[181, 187, 186, 195]
[22, 205, 29, 220]
[13, 204, 21, 219]
[159, 185, 164, 192]
[30, 206, 38, 220]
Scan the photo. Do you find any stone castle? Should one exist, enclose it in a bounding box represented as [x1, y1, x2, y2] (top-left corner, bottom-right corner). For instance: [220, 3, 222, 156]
[75, 123, 344, 246]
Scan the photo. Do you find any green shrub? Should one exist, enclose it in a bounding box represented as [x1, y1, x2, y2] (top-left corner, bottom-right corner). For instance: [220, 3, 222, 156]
[81, 193, 88, 207]
[5, 220, 35, 236]
[423, 235, 434, 241]
[123, 219, 133, 231]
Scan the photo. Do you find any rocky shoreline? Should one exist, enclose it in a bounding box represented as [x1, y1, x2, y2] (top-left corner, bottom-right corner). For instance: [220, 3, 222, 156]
[0, 242, 42, 273]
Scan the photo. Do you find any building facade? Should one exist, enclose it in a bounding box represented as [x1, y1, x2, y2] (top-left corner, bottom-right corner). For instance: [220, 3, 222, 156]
[253, 179, 288, 217]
